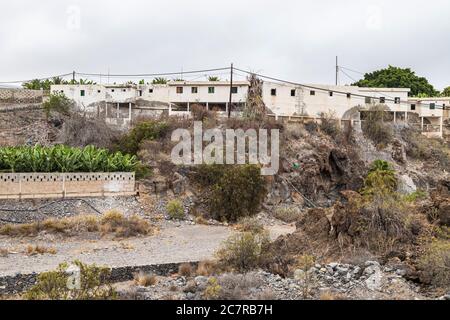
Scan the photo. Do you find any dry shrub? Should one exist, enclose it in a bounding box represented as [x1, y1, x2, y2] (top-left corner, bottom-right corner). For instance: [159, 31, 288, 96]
[236, 217, 265, 234]
[99, 210, 152, 238]
[26, 245, 57, 256]
[319, 111, 341, 137]
[195, 216, 209, 225]
[215, 273, 262, 300]
[361, 105, 393, 147]
[0, 248, 9, 257]
[400, 127, 450, 169]
[24, 260, 116, 300]
[225, 117, 283, 132]
[319, 291, 346, 300]
[216, 232, 271, 272]
[0, 211, 151, 238]
[134, 272, 157, 287]
[191, 104, 216, 122]
[178, 263, 193, 277]
[273, 206, 302, 223]
[196, 260, 217, 276]
[57, 113, 120, 149]
[417, 228, 450, 288]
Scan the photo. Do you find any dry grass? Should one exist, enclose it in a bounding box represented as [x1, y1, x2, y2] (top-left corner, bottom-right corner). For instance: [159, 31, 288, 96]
[273, 206, 302, 223]
[0, 248, 9, 257]
[25, 245, 57, 256]
[319, 291, 346, 300]
[236, 217, 265, 234]
[196, 260, 217, 276]
[178, 263, 193, 277]
[0, 210, 152, 238]
[134, 272, 157, 287]
[195, 216, 209, 225]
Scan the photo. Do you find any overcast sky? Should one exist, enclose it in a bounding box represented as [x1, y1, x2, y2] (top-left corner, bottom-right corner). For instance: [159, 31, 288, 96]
[1, 0, 449, 89]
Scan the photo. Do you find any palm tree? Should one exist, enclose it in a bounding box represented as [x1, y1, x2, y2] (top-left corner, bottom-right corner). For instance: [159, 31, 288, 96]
[208, 76, 220, 81]
[152, 77, 168, 84]
[363, 160, 397, 196]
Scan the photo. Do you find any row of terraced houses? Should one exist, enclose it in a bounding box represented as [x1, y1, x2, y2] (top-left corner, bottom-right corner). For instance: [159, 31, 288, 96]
[50, 80, 450, 138]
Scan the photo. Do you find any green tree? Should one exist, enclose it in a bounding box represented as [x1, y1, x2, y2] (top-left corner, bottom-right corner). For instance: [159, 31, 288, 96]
[352, 65, 438, 97]
[441, 86, 450, 97]
[208, 76, 220, 81]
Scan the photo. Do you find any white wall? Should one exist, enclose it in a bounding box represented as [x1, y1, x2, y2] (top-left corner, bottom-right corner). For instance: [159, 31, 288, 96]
[262, 82, 411, 119]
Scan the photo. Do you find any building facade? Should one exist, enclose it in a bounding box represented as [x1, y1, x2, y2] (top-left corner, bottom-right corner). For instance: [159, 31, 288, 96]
[51, 81, 446, 137]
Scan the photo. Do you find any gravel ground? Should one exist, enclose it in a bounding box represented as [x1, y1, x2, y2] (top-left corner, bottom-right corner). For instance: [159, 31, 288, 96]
[0, 224, 233, 277]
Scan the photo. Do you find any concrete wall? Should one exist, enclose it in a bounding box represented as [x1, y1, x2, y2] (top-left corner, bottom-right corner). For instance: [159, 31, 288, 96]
[0, 88, 43, 105]
[0, 172, 136, 199]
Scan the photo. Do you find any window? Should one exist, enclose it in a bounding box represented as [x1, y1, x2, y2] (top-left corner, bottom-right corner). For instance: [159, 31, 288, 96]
[346, 93, 351, 99]
[410, 104, 416, 111]
[231, 87, 238, 94]
[379, 97, 385, 103]
[122, 89, 126, 92]
[394, 97, 400, 104]
[365, 97, 372, 104]
[97, 90, 101, 93]
[111, 89, 115, 92]
[430, 103, 436, 110]
[80, 90, 85, 97]
[208, 87, 215, 94]
[176, 87, 183, 94]
[138, 90, 143, 97]
[271, 88, 276, 96]
[291, 89, 296, 97]
[191, 87, 198, 94]
[310, 90, 315, 96]
[329, 91, 333, 97]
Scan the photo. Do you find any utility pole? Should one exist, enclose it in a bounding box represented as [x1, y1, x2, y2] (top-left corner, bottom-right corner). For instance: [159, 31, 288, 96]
[72, 71, 76, 83]
[228, 63, 234, 118]
[335, 56, 338, 86]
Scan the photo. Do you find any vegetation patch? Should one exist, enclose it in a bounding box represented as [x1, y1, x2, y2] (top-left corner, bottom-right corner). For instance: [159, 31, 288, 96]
[24, 260, 116, 300]
[114, 120, 170, 155]
[0, 210, 152, 238]
[194, 164, 266, 222]
[215, 231, 271, 272]
[0, 145, 138, 173]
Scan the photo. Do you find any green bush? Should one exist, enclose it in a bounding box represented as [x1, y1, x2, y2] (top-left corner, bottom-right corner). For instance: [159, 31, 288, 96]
[194, 165, 266, 222]
[166, 200, 184, 220]
[114, 120, 169, 155]
[215, 231, 271, 272]
[43, 92, 73, 117]
[24, 260, 116, 300]
[0, 145, 138, 173]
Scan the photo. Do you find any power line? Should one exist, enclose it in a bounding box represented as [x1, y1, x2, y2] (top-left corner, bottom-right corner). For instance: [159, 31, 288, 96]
[234, 67, 447, 110]
[76, 67, 231, 78]
[0, 73, 73, 85]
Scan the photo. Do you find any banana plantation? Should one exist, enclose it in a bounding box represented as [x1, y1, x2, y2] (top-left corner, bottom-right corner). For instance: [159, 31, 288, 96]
[0, 145, 138, 173]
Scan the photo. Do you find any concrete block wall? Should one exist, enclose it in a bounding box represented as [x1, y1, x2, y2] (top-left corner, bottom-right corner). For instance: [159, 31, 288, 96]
[0, 89, 43, 105]
[0, 172, 136, 199]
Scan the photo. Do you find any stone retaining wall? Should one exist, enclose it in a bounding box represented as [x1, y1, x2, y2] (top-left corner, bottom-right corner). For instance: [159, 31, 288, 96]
[0, 262, 198, 295]
[0, 172, 136, 199]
